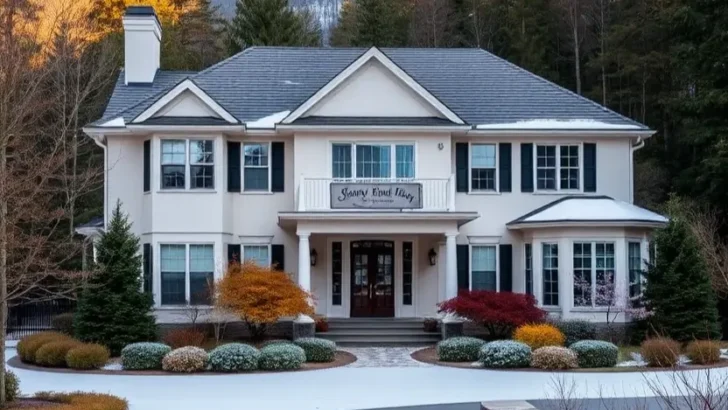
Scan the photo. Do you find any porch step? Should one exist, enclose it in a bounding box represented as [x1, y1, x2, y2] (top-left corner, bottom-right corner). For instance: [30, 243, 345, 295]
[319, 318, 441, 346]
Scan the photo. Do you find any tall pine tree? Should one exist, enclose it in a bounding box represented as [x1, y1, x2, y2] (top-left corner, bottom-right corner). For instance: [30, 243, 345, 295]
[644, 206, 721, 342]
[330, 0, 411, 47]
[74, 202, 157, 355]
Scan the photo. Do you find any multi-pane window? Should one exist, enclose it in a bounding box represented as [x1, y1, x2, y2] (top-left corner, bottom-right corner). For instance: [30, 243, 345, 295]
[470, 144, 496, 191]
[402, 242, 413, 305]
[471, 245, 497, 291]
[629, 242, 643, 298]
[161, 140, 186, 189]
[243, 245, 269, 267]
[536, 146, 556, 190]
[331, 143, 415, 179]
[559, 145, 579, 189]
[332, 242, 342, 305]
[543, 243, 559, 306]
[525, 244, 533, 295]
[190, 141, 214, 189]
[160, 244, 186, 305]
[189, 245, 214, 305]
[243, 143, 269, 191]
[572, 242, 615, 307]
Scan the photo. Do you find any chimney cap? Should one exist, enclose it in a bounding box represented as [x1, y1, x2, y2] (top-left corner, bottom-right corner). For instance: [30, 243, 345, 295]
[125, 6, 157, 17]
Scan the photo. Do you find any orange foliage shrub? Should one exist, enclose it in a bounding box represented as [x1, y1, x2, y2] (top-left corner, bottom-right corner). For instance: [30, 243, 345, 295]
[162, 328, 207, 349]
[216, 261, 313, 339]
[513, 323, 565, 349]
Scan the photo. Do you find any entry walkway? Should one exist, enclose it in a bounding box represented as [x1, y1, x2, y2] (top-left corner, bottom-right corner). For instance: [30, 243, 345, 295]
[7, 348, 726, 410]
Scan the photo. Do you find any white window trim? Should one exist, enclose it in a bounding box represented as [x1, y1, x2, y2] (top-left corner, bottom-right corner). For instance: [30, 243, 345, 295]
[242, 141, 272, 193]
[542, 242, 559, 307]
[469, 244, 499, 291]
[571, 241, 616, 308]
[159, 138, 216, 192]
[533, 143, 583, 193]
[242, 244, 272, 267]
[468, 142, 498, 194]
[329, 141, 417, 180]
[159, 242, 215, 307]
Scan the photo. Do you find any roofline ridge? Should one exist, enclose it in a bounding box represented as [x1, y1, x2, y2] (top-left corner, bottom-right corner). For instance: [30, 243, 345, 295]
[474, 49, 648, 129]
[190, 46, 257, 80]
[506, 195, 614, 225]
[96, 75, 191, 125]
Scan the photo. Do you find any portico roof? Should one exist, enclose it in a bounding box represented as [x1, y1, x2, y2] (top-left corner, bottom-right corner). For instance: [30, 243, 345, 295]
[507, 196, 668, 229]
[278, 211, 479, 232]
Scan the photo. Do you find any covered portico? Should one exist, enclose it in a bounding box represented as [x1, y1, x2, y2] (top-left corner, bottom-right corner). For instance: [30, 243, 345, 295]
[279, 212, 478, 318]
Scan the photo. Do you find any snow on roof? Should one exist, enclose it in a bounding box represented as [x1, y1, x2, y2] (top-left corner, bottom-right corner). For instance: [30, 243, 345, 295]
[476, 119, 643, 130]
[508, 196, 668, 228]
[101, 117, 126, 127]
[246, 110, 291, 129]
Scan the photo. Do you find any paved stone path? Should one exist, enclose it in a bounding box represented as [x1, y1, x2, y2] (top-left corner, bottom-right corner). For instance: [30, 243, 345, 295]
[341, 347, 432, 367]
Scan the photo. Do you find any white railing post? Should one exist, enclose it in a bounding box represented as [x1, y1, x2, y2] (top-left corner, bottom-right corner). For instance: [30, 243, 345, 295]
[298, 174, 306, 212]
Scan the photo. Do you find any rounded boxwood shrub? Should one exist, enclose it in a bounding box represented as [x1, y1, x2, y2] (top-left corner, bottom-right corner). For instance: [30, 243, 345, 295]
[686, 340, 721, 365]
[66, 343, 111, 370]
[294, 338, 336, 363]
[531, 346, 578, 370]
[17, 332, 72, 363]
[641, 337, 680, 368]
[209, 343, 260, 372]
[478, 340, 531, 368]
[162, 346, 209, 373]
[569, 340, 619, 368]
[514, 324, 565, 349]
[553, 319, 597, 346]
[5, 370, 19, 403]
[258, 344, 306, 371]
[261, 339, 294, 348]
[436, 337, 485, 362]
[121, 342, 171, 370]
[35, 340, 82, 367]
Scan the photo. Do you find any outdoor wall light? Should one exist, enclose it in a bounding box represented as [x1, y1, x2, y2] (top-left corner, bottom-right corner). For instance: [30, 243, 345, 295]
[428, 248, 438, 266]
[310, 249, 318, 266]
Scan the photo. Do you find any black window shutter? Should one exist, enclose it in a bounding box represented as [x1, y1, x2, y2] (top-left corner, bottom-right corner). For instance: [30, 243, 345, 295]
[520, 143, 533, 192]
[143, 140, 151, 192]
[271, 142, 285, 193]
[455, 143, 468, 193]
[499, 244, 513, 292]
[499, 143, 512, 192]
[227, 142, 241, 192]
[584, 143, 597, 192]
[271, 244, 285, 270]
[142, 244, 152, 293]
[457, 244, 469, 292]
[227, 244, 241, 265]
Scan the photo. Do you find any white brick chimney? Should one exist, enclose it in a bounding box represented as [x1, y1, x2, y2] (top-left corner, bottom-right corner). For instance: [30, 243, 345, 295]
[122, 6, 161, 85]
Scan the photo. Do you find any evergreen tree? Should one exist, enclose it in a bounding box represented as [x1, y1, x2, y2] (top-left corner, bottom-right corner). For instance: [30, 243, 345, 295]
[644, 212, 721, 342]
[74, 202, 157, 355]
[330, 0, 411, 47]
[227, 0, 321, 54]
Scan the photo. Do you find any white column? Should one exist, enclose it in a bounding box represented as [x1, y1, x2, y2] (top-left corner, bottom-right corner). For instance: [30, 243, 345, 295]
[296, 233, 313, 323]
[558, 237, 572, 320]
[445, 233, 458, 300]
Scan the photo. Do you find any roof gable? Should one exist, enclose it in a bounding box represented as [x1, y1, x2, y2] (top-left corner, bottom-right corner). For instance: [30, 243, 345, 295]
[132, 79, 238, 124]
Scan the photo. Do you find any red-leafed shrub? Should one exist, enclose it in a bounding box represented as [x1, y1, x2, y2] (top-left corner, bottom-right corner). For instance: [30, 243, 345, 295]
[438, 291, 546, 338]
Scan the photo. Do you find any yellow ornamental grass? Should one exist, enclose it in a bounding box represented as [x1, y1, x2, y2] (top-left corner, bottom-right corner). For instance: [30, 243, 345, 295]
[217, 261, 314, 326]
[513, 323, 565, 349]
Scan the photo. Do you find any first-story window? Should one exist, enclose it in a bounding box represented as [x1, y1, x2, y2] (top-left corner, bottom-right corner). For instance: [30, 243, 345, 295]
[243, 143, 269, 191]
[573, 242, 615, 307]
[470, 144, 496, 191]
[525, 244, 533, 295]
[243, 245, 270, 267]
[161, 140, 186, 189]
[160, 244, 186, 305]
[160, 244, 215, 306]
[331, 143, 415, 179]
[542, 243, 559, 306]
[629, 242, 643, 298]
[189, 245, 214, 305]
[190, 140, 214, 189]
[471, 245, 497, 291]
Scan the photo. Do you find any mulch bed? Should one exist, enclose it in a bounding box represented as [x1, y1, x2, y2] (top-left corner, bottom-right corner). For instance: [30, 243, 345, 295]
[411, 346, 728, 373]
[7, 351, 356, 376]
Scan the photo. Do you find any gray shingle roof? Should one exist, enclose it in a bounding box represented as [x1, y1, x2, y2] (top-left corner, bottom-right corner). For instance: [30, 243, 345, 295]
[287, 116, 459, 126]
[135, 116, 232, 126]
[96, 47, 647, 129]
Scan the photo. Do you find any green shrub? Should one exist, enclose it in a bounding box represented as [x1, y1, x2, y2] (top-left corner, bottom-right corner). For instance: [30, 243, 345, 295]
[553, 320, 597, 346]
[17, 332, 72, 363]
[209, 343, 260, 372]
[5, 370, 19, 402]
[569, 340, 619, 368]
[121, 342, 171, 370]
[261, 339, 293, 348]
[293, 338, 336, 363]
[436, 337, 485, 362]
[531, 346, 578, 370]
[686, 340, 721, 365]
[162, 347, 208, 373]
[478, 340, 531, 368]
[35, 340, 82, 367]
[51, 313, 75, 336]
[641, 337, 680, 367]
[258, 344, 306, 371]
[66, 343, 110, 370]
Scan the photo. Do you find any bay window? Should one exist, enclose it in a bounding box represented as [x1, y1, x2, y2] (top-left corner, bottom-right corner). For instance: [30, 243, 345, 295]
[525, 243, 532, 295]
[160, 243, 214, 306]
[331, 143, 415, 179]
[471, 245, 497, 291]
[243, 143, 269, 191]
[543, 243, 559, 306]
[572, 242, 615, 307]
[536, 144, 580, 191]
[628, 242, 643, 298]
[470, 144, 497, 191]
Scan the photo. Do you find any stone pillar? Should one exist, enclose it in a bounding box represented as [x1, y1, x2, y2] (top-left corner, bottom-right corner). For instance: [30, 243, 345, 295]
[293, 232, 314, 339]
[445, 233, 458, 300]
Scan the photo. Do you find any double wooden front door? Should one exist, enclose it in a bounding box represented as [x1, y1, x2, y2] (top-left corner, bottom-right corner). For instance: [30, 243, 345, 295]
[350, 241, 395, 317]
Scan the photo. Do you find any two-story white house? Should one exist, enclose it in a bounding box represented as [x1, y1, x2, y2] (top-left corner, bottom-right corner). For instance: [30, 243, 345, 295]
[82, 7, 666, 334]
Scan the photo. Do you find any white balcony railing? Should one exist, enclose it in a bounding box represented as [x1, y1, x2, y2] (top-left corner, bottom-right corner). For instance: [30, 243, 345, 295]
[297, 176, 455, 212]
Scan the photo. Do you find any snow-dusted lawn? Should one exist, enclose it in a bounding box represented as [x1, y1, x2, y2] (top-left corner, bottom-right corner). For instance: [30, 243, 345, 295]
[7, 347, 728, 410]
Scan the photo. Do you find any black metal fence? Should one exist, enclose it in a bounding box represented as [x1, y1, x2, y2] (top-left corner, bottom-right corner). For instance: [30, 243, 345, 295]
[6, 299, 76, 340]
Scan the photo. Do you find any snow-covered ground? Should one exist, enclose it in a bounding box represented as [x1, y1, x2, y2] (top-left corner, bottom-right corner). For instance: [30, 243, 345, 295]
[8, 347, 728, 410]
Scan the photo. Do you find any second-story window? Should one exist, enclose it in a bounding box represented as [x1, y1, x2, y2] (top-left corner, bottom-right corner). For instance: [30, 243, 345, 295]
[536, 145, 556, 190]
[161, 140, 186, 189]
[161, 139, 215, 190]
[332, 143, 415, 179]
[243, 143, 269, 191]
[470, 144, 496, 191]
[536, 144, 580, 191]
[190, 141, 214, 189]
